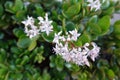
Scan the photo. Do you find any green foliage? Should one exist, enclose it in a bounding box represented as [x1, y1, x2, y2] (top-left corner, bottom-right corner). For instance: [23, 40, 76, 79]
[0, 0, 120, 80]
[63, 2, 81, 18]
[98, 15, 110, 35]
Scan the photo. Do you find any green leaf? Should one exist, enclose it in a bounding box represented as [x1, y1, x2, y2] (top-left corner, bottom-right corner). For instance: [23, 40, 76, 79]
[42, 70, 51, 80]
[74, 40, 82, 47]
[97, 59, 109, 69]
[42, 32, 54, 42]
[13, 28, 25, 38]
[0, 49, 6, 62]
[107, 69, 115, 79]
[113, 20, 120, 34]
[113, 20, 120, 39]
[49, 55, 56, 68]
[4, 1, 14, 13]
[70, 64, 80, 72]
[89, 15, 98, 23]
[52, 22, 62, 32]
[35, 53, 45, 63]
[66, 21, 75, 31]
[0, 68, 7, 76]
[55, 55, 64, 71]
[98, 15, 110, 35]
[12, 0, 23, 13]
[17, 37, 31, 48]
[28, 39, 37, 51]
[34, 4, 43, 16]
[20, 56, 29, 65]
[88, 23, 101, 39]
[0, 32, 4, 39]
[15, 10, 26, 21]
[101, 0, 110, 9]
[11, 47, 20, 54]
[78, 32, 91, 45]
[63, 3, 81, 18]
[0, 5, 4, 16]
[103, 7, 115, 15]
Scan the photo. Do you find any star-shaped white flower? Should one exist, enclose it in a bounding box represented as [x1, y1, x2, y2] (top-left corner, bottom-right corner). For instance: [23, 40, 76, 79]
[69, 29, 80, 41]
[38, 13, 53, 35]
[82, 56, 90, 66]
[22, 16, 34, 27]
[53, 31, 63, 44]
[88, 42, 100, 61]
[24, 25, 40, 38]
[87, 0, 101, 11]
[22, 16, 40, 38]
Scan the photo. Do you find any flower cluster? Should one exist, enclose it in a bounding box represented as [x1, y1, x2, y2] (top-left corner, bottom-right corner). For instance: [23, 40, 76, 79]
[87, 0, 101, 11]
[22, 2, 101, 67]
[53, 29, 100, 66]
[22, 13, 53, 38]
[22, 16, 40, 38]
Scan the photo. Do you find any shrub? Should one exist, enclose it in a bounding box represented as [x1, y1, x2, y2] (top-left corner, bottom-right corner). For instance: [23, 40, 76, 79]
[0, 0, 120, 80]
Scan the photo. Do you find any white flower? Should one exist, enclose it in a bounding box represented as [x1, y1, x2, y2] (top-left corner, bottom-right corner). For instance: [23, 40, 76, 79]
[38, 13, 53, 35]
[25, 29, 39, 38]
[62, 52, 72, 62]
[69, 29, 81, 41]
[60, 43, 69, 54]
[22, 16, 40, 38]
[22, 16, 34, 27]
[70, 48, 79, 54]
[67, 34, 71, 41]
[56, 0, 62, 2]
[87, 0, 93, 3]
[88, 42, 100, 61]
[87, 0, 101, 11]
[82, 43, 90, 54]
[82, 56, 90, 66]
[53, 31, 62, 44]
[24, 25, 40, 38]
[24, 1, 30, 7]
[53, 43, 62, 55]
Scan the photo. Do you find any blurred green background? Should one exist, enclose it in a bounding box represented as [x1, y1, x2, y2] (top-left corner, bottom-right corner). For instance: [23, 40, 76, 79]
[0, 0, 120, 80]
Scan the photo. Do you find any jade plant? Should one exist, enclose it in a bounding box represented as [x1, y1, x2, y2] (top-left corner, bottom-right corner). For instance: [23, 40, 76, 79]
[0, 0, 120, 80]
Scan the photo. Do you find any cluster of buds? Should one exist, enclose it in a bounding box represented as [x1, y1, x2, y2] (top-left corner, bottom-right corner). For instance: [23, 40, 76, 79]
[53, 29, 100, 66]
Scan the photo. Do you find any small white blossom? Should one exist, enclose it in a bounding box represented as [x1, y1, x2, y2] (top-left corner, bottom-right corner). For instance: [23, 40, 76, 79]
[56, 0, 62, 2]
[22, 16, 34, 27]
[82, 56, 90, 66]
[24, 1, 30, 7]
[88, 42, 100, 61]
[83, 43, 90, 53]
[22, 16, 40, 38]
[62, 53, 71, 62]
[38, 13, 53, 35]
[87, 0, 101, 11]
[25, 29, 39, 38]
[69, 29, 81, 41]
[67, 34, 71, 41]
[24, 25, 40, 38]
[60, 43, 69, 54]
[53, 31, 62, 44]
[53, 43, 62, 55]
